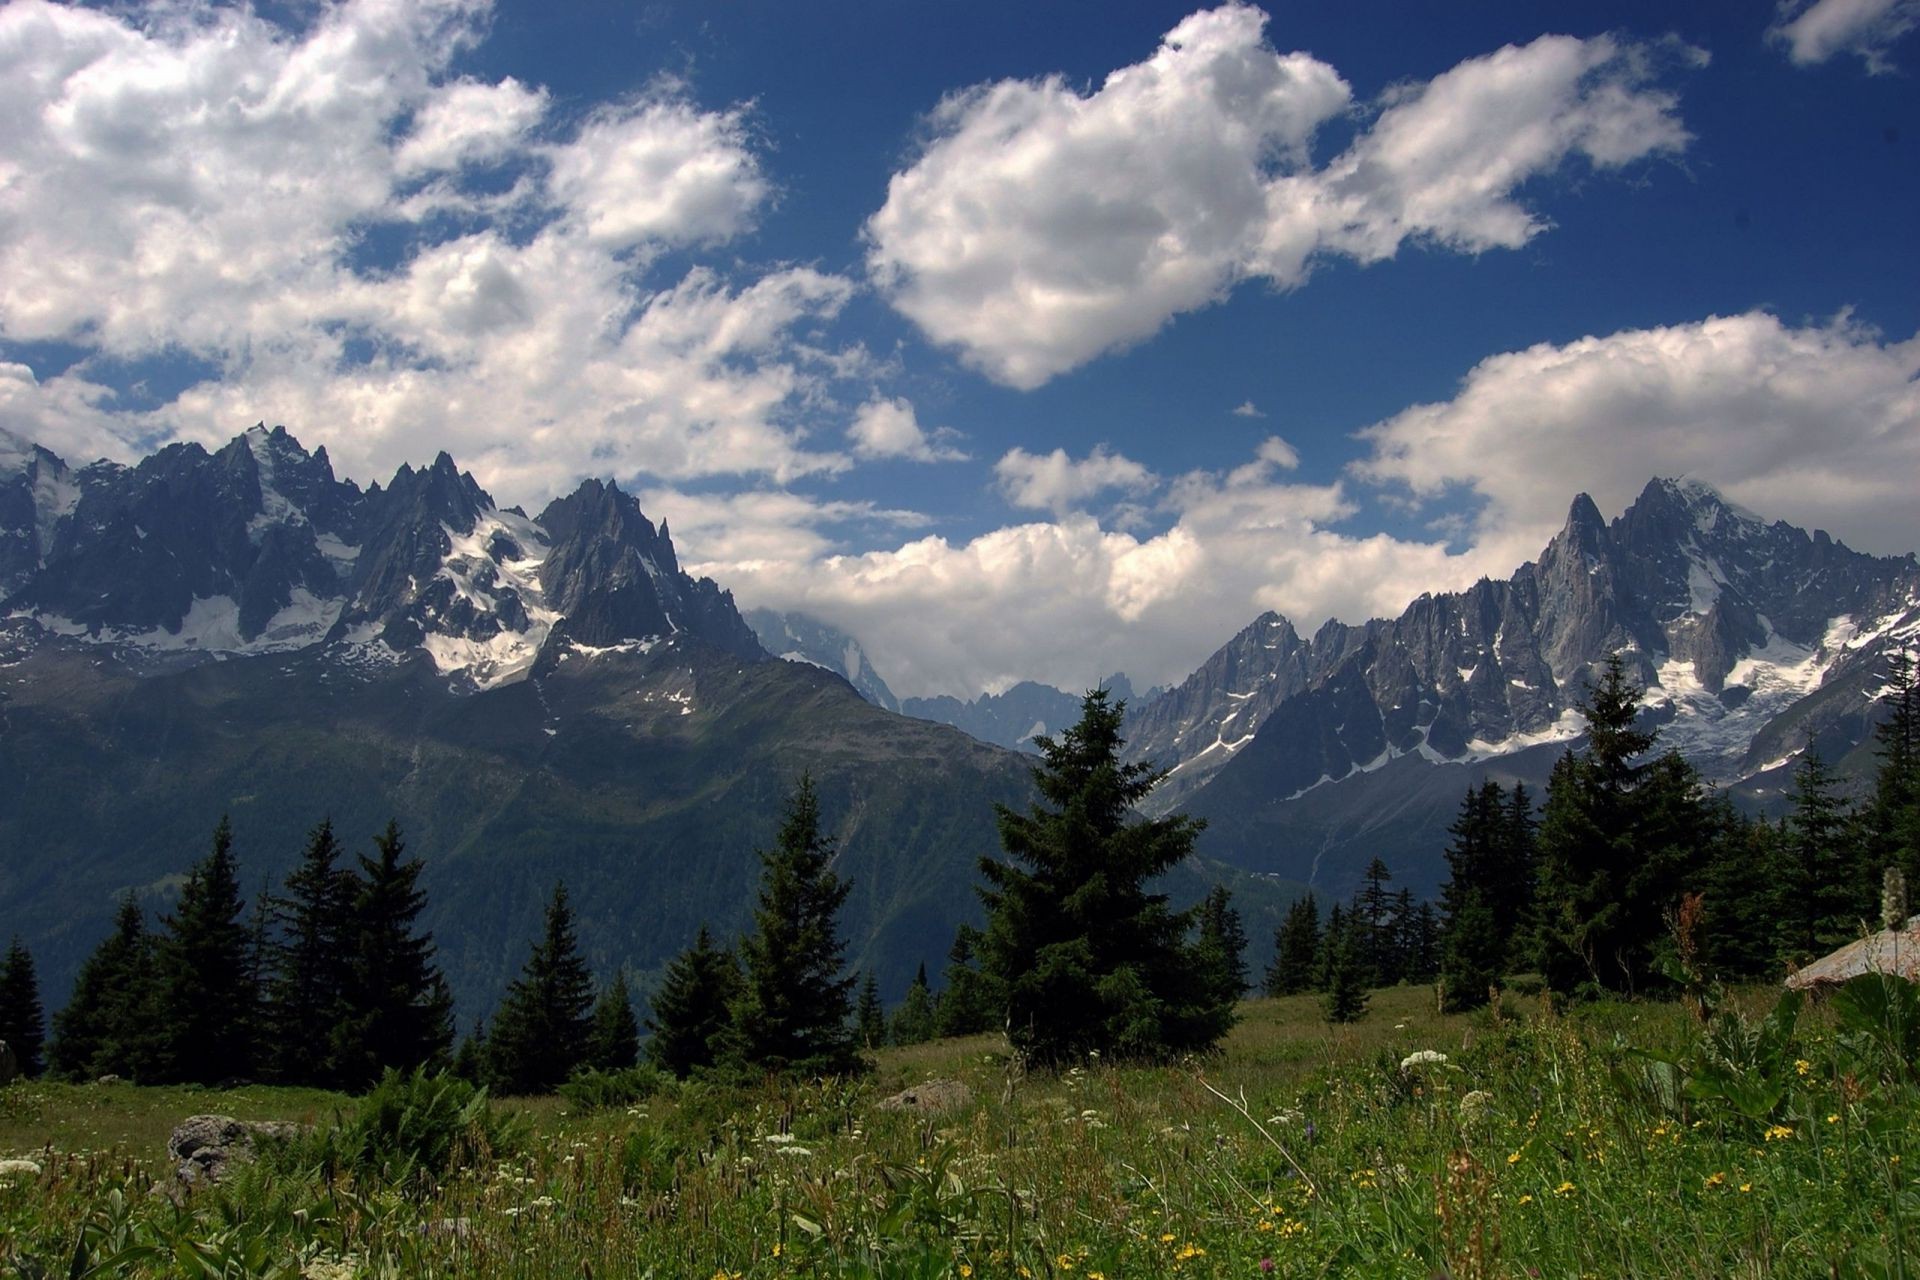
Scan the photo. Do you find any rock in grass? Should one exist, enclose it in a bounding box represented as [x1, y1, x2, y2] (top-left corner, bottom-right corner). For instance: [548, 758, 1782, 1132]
[876, 1079, 973, 1115]
[166, 1115, 304, 1187]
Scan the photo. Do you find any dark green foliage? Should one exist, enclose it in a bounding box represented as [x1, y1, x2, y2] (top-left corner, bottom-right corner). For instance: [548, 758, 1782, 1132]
[934, 925, 997, 1038]
[727, 775, 862, 1076]
[1320, 911, 1370, 1025]
[1401, 898, 1441, 982]
[586, 972, 642, 1072]
[1353, 858, 1398, 984]
[1698, 799, 1784, 980]
[977, 689, 1234, 1063]
[486, 883, 596, 1095]
[646, 925, 741, 1078]
[1194, 885, 1250, 1003]
[264, 818, 357, 1087]
[333, 822, 455, 1088]
[557, 1064, 669, 1113]
[451, 1018, 486, 1084]
[1866, 649, 1920, 887]
[1776, 750, 1870, 965]
[0, 938, 46, 1077]
[320, 1067, 521, 1192]
[889, 964, 937, 1045]
[855, 972, 887, 1049]
[1265, 892, 1321, 997]
[48, 895, 165, 1081]
[1534, 656, 1712, 997]
[1439, 892, 1504, 1012]
[157, 816, 259, 1084]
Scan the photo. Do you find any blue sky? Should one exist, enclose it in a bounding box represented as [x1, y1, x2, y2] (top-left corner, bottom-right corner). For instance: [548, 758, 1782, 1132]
[0, 0, 1916, 695]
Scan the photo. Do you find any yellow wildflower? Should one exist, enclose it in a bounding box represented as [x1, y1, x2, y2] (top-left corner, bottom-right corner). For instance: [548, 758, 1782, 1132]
[1705, 1172, 1725, 1188]
[1795, 1058, 1812, 1077]
[1517, 1194, 1534, 1205]
[1507, 1151, 1522, 1165]
[1739, 1182, 1752, 1193]
[1160, 1233, 1177, 1243]
[1553, 1181, 1576, 1196]
[1827, 1113, 1841, 1125]
[959, 1268, 971, 1278]
[1764, 1125, 1794, 1142]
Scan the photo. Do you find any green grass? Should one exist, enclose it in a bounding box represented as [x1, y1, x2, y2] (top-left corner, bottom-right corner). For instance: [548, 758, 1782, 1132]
[2, 982, 1913, 1278]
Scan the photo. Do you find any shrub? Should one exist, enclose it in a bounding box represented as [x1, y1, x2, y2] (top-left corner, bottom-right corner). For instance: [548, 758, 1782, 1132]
[305, 1067, 521, 1190]
[557, 1064, 670, 1114]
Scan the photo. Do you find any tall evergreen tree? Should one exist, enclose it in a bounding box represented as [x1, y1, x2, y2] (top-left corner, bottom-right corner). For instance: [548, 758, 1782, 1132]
[1866, 648, 1920, 887]
[1776, 749, 1869, 963]
[1534, 656, 1711, 996]
[728, 775, 862, 1075]
[1497, 784, 1540, 964]
[1194, 885, 1250, 1003]
[1321, 911, 1369, 1025]
[1404, 901, 1442, 982]
[157, 817, 259, 1084]
[1265, 893, 1321, 997]
[264, 818, 357, 1086]
[0, 939, 46, 1078]
[487, 882, 596, 1094]
[889, 963, 937, 1045]
[977, 689, 1233, 1063]
[586, 971, 641, 1072]
[50, 895, 164, 1081]
[1697, 796, 1779, 980]
[1438, 785, 1509, 1008]
[1319, 902, 1349, 990]
[934, 925, 997, 1038]
[647, 926, 741, 1077]
[1354, 859, 1397, 984]
[1439, 892, 1503, 1012]
[855, 972, 887, 1049]
[334, 821, 453, 1087]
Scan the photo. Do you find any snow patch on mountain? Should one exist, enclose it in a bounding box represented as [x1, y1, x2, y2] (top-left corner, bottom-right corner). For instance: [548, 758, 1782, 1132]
[423, 511, 559, 690]
[19, 588, 344, 654]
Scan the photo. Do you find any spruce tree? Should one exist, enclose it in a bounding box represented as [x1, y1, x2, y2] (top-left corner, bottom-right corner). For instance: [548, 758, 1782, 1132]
[647, 926, 742, 1077]
[1866, 649, 1920, 889]
[1319, 902, 1349, 990]
[934, 925, 998, 1038]
[586, 971, 642, 1072]
[157, 817, 259, 1084]
[855, 972, 887, 1049]
[1776, 749, 1868, 963]
[51, 896, 155, 1080]
[1265, 892, 1321, 996]
[1697, 797, 1776, 980]
[333, 821, 453, 1087]
[1321, 912, 1369, 1024]
[728, 775, 862, 1075]
[889, 964, 937, 1045]
[264, 818, 356, 1086]
[451, 1018, 487, 1083]
[978, 689, 1233, 1063]
[1194, 885, 1250, 1003]
[1439, 892, 1503, 1012]
[487, 882, 596, 1094]
[0, 939, 46, 1078]
[1354, 859, 1397, 984]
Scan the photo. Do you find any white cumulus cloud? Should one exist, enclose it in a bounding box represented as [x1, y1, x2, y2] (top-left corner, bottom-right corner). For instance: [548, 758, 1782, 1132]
[867, 3, 1699, 388]
[1772, 0, 1920, 72]
[847, 397, 968, 462]
[994, 445, 1157, 514]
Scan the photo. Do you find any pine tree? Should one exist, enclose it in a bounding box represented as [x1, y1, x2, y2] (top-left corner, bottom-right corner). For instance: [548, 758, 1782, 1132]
[451, 1018, 487, 1084]
[1497, 784, 1539, 965]
[1318, 902, 1349, 990]
[487, 882, 597, 1094]
[1534, 656, 1711, 996]
[1194, 885, 1250, 1004]
[977, 689, 1233, 1063]
[51, 896, 159, 1080]
[1438, 785, 1509, 1006]
[1404, 900, 1442, 982]
[1776, 749, 1868, 964]
[934, 925, 998, 1038]
[1321, 912, 1369, 1024]
[0, 939, 46, 1078]
[889, 963, 937, 1045]
[1865, 648, 1920, 887]
[1354, 858, 1397, 984]
[586, 971, 641, 1071]
[728, 775, 862, 1076]
[1439, 892, 1503, 1012]
[647, 926, 742, 1078]
[264, 818, 357, 1086]
[333, 821, 454, 1087]
[1265, 892, 1321, 997]
[157, 817, 259, 1084]
[855, 972, 887, 1049]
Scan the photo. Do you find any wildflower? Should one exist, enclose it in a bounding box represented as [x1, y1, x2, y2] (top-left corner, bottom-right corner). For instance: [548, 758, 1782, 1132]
[1794, 1059, 1812, 1077]
[1160, 1233, 1177, 1243]
[958, 1267, 971, 1278]
[1176, 1243, 1206, 1260]
[1507, 1151, 1523, 1165]
[1827, 1113, 1841, 1125]
[1739, 1183, 1752, 1193]
[1459, 1090, 1494, 1124]
[1704, 1172, 1725, 1188]
[0, 1159, 41, 1177]
[1400, 1049, 1449, 1071]
[1261, 1261, 1276, 1274]
[1517, 1194, 1534, 1205]
[1553, 1181, 1576, 1196]
[1763, 1125, 1794, 1142]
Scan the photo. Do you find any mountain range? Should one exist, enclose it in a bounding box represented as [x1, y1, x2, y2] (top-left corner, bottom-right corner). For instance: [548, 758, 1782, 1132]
[0, 425, 1284, 1019]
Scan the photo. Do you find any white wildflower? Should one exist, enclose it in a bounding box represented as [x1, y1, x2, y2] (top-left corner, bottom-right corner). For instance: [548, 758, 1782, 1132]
[1400, 1050, 1449, 1071]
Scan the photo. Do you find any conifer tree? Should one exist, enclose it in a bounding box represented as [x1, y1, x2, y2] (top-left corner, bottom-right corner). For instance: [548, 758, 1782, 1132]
[1776, 749, 1868, 963]
[889, 963, 937, 1045]
[1534, 656, 1711, 996]
[1195, 885, 1250, 1003]
[647, 926, 742, 1077]
[264, 818, 356, 1086]
[1319, 902, 1349, 990]
[1438, 785, 1508, 1008]
[0, 939, 46, 1078]
[451, 1018, 487, 1084]
[487, 882, 596, 1094]
[1321, 912, 1369, 1024]
[934, 925, 997, 1038]
[157, 817, 259, 1084]
[1866, 649, 1920, 885]
[586, 971, 641, 1071]
[1439, 893, 1503, 1012]
[51, 895, 164, 1080]
[1402, 898, 1441, 982]
[728, 775, 862, 1075]
[855, 972, 887, 1049]
[1354, 859, 1397, 984]
[978, 689, 1233, 1063]
[334, 821, 454, 1087]
[1265, 893, 1321, 996]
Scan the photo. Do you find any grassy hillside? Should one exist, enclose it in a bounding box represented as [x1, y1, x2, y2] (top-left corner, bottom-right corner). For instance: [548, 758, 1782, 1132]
[5, 978, 1915, 1277]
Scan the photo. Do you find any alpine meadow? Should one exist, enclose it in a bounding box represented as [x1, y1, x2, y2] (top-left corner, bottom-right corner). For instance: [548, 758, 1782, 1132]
[3, 1, 1920, 1277]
